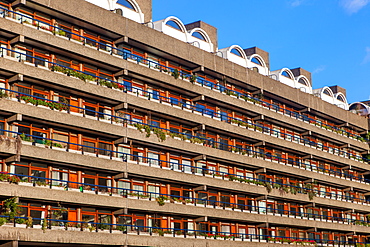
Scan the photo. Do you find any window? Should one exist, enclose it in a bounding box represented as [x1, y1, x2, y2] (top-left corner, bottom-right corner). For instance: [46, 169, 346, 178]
[230, 48, 243, 57]
[281, 71, 291, 79]
[298, 78, 308, 86]
[323, 89, 332, 96]
[166, 20, 182, 31]
[192, 31, 206, 41]
[251, 57, 262, 65]
[117, 0, 135, 10]
[337, 95, 345, 102]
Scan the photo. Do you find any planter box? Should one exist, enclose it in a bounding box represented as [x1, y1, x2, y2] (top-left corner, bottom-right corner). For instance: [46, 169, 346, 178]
[51, 147, 66, 152]
[19, 182, 33, 187]
[21, 140, 33, 145]
[15, 224, 27, 228]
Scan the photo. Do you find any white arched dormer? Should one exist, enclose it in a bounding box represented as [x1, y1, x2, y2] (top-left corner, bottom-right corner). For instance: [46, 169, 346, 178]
[218, 45, 247, 67]
[334, 92, 348, 110]
[270, 68, 295, 88]
[295, 75, 312, 94]
[153, 16, 188, 42]
[188, 28, 213, 52]
[114, 0, 144, 23]
[313, 86, 335, 104]
[349, 102, 370, 116]
[85, 0, 144, 23]
[247, 54, 269, 76]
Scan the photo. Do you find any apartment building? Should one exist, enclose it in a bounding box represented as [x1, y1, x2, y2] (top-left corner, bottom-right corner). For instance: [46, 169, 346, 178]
[0, 0, 369, 246]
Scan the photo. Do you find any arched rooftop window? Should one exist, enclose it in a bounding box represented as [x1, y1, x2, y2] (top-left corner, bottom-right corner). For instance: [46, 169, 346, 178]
[251, 57, 262, 65]
[323, 89, 332, 96]
[298, 78, 308, 86]
[337, 95, 345, 102]
[230, 48, 243, 57]
[117, 0, 135, 10]
[192, 31, 206, 41]
[166, 20, 183, 31]
[281, 70, 291, 79]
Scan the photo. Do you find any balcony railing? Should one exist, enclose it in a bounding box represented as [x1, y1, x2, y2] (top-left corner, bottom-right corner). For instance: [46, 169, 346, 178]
[0, 214, 367, 246]
[1, 128, 370, 205]
[2, 172, 370, 226]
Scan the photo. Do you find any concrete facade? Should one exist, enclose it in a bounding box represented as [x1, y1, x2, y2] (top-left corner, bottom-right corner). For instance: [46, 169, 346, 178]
[0, 0, 369, 246]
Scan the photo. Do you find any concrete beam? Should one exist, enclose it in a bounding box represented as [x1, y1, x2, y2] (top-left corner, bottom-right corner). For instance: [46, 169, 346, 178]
[194, 216, 207, 222]
[340, 143, 350, 148]
[113, 208, 128, 215]
[253, 115, 264, 121]
[192, 95, 205, 102]
[11, 0, 25, 8]
[255, 195, 267, 201]
[301, 131, 311, 136]
[301, 108, 310, 113]
[251, 89, 263, 95]
[342, 165, 351, 170]
[194, 154, 206, 161]
[192, 66, 204, 72]
[307, 228, 317, 232]
[114, 102, 128, 110]
[254, 141, 265, 147]
[8, 74, 23, 83]
[304, 202, 315, 207]
[343, 187, 353, 192]
[114, 36, 128, 44]
[5, 155, 19, 163]
[114, 69, 128, 77]
[193, 185, 206, 191]
[256, 223, 268, 228]
[114, 137, 127, 145]
[9, 35, 24, 45]
[339, 122, 349, 127]
[0, 241, 18, 247]
[114, 172, 128, 180]
[304, 178, 314, 183]
[302, 154, 313, 159]
[6, 113, 22, 123]
[192, 124, 205, 131]
[345, 209, 355, 214]
[255, 168, 266, 174]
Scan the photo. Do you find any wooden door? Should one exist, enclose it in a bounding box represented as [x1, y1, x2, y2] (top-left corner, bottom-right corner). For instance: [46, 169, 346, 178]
[69, 173, 78, 189]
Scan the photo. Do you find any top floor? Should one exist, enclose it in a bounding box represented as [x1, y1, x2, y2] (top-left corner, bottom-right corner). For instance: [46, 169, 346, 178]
[0, 0, 366, 130]
[83, 0, 351, 111]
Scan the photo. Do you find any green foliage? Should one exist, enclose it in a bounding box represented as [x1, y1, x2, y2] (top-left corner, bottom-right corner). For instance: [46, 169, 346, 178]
[0, 217, 7, 226]
[3, 197, 19, 219]
[156, 196, 168, 206]
[15, 218, 26, 224]
[0, 173, 10, 182]
[116, 225, 126, 232]
[19, 95, 68, 111]
[20, 133, 32, 142]
[8, 175, 20, 184]
[190, 74, 197, 83]
[41, 219, 47, 232]
[171, 69, 180, 79]
[0, 90, 8, 98]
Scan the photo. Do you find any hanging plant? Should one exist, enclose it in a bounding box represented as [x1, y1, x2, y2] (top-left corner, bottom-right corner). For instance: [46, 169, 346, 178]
[171, 69, 180, 79]
[2, 197, 19, 220]
[265, 182, 272, 193]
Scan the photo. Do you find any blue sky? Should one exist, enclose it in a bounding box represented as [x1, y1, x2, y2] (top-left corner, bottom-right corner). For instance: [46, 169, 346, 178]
[152, 0, 370, 103]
